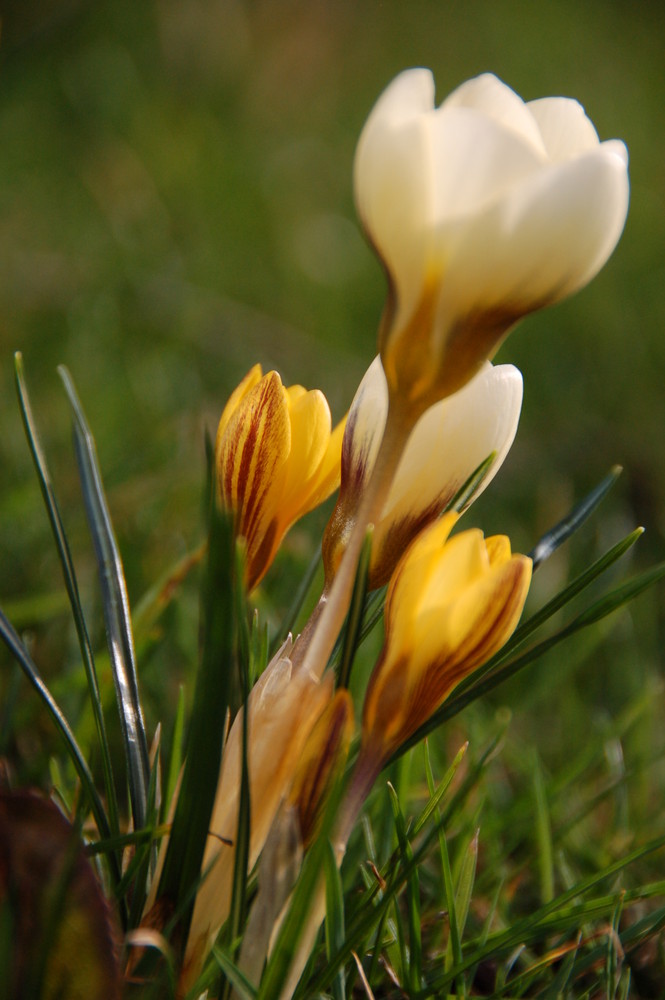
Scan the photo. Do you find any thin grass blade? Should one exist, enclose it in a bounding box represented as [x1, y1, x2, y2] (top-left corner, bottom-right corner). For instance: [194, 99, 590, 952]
[157, 494, 236, 949]
[529, 466, 622, 569]
[387, 783, 422, 992]
[14, 353, 120, 839]
[324, 839, 346, 1000]
[59, 365, 151, 833]
[0, 609, 116, 877]
[337, 528, 373, 690]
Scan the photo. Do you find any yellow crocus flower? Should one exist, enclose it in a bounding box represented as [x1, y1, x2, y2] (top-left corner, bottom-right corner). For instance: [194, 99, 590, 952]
[216, 365, 345, 590]
[361, 513, 532, 767]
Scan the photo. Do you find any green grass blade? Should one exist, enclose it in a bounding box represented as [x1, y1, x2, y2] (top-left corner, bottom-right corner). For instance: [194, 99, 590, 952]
[532, 752, 554, 905]
[273, 546, 322, 655]
[529, 466, 622, 569]
[58, 365, 151, 834]
[14, 353, 120, 841]
[157, 496, 236, 950]
[388, 783, 421, 992]
[210, 947, 258, 1000]
[453, 828, 478, 947]
[0, 608, 116, 875]
[163, 686, 186, 823]
[449, 452, 496, 513]
[222, 548, 252, 997]
[422, 745, 462, 985]
[337, 528, 373, 690]
[324, 839, 346, 1000]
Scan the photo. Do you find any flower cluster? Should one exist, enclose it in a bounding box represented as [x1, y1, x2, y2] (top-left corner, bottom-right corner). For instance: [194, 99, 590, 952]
[157, 70, 628, 992]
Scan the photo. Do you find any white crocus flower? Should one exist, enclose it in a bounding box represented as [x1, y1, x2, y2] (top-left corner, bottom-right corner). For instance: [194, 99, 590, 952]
[355, 70, 629, 410]
[322, 356, 523, 589]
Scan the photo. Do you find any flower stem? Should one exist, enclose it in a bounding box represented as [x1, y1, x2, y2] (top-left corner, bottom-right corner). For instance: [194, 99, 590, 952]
[292, 400, 413, 681]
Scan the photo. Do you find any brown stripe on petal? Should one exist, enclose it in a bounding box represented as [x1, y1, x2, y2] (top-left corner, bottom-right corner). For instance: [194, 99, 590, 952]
[448, 556, 531, 673]
[370, 501, 447, 590]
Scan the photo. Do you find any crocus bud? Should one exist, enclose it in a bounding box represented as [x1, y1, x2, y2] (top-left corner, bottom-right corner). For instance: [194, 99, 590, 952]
[288, 688, 354, 849]
[322, 356, 522, 589]
[183, 650, 333, 986]
[361, 513, 532, 767]
[355, 70, 629, 411]
[216, 365, 345, 591]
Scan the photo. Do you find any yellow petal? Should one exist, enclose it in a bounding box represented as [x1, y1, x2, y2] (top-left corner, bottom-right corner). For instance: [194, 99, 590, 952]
[217, 371, 290, 590]
[215, 364, 264, 447]
[279, 388, 333, 527]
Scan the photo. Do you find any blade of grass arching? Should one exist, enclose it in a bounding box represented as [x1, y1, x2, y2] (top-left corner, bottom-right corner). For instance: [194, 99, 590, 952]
[452, 830, 478, 951]
[336, 528, 373, 690]
[59, 365, 151, 834]
[272, 546, 322, 655]
[423, 744, 463, 992]
[128, 753, 163, 928]
[221, 548, 251, 1000]
[532, 752, 554, 906]
[210, 947, 258, 1000]
[157, 498, 236, 950]
[398, 557, 665, 756]
[0, 608, 117, 879]
[249, 609, 269, 686]
[529, 466, 622, 569]
[413, 741, 468, 837]
[324, 839, 346, 1000]
[14, 354, 120, 841]
[132, 542, 206, 647]
[432, 835, 665, 992]
[449, 452, 496, 513]
[606, 891, 625, 1000]
[387, 783, 421, 993]
[500, 527, 643, 659]
[163, 686, 186, 824]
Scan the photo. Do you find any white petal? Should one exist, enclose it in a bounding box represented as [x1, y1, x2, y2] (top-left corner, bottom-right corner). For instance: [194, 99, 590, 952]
[527, 97, 600, 161]
[428, 107, 545, 220]
[379, 362, 523, 528]
[437, 146, 629, 319]
[442, 73, 547, 155]
[343, 356, 388, 492]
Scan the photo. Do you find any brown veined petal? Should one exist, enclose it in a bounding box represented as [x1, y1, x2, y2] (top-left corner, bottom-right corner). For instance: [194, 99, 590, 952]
[217, 371, 290, 590]
[216, 364, 264, 446]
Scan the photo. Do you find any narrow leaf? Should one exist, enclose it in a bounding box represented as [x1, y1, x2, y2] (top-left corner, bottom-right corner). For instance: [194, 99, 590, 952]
[529, 466, 622, 569]
[59, 365, 150, 834]
[14, 353, 119, 841]
[324, 839, 346, 1000]
[157, 494, 236, 949]
[337, 527, 373, 690]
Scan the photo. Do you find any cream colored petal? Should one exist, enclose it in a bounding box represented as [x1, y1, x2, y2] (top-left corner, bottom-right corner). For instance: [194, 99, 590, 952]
[340, 356, 388, 497]
[354, 72, 436, 320]
[427, 107, 545, 220]
[441, 73, 547, 155]
[527, 97, 600, 161]
[367, 363, 521, 588]
[437, 144, 629, 324]
[378, 362, 522, 533]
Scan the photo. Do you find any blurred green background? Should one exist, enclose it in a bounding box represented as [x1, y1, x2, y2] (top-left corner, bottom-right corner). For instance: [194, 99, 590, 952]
[1, 1, 663, 779]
